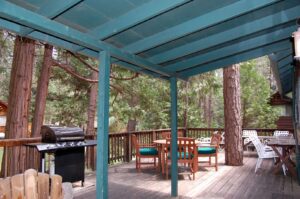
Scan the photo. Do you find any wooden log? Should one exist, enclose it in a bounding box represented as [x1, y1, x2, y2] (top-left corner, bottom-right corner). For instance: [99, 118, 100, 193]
[0, 177, 11, 199]
[38, 172, 50, 199]
[11, 174, 25, 199]
[50, 174, 63, 199]
[24, 169, 38, 199]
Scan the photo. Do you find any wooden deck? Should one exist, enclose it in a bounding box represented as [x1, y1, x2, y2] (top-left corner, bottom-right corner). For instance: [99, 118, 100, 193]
[74, 152, 300, 199]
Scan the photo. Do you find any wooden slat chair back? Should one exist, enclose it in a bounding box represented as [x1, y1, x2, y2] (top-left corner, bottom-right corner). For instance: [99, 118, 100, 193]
[165, 137, 197, 180]
[0, 169, 71, 199]
[132, 134, 159, 172]
[198, 133, 221, 171]
[161, 131, 183, 139]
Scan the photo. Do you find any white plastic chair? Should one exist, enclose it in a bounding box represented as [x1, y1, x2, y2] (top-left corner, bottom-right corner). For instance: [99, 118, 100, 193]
[273, 130, 290, 137]
[242, 130, 258, 151]
[249, 135, 286, 175]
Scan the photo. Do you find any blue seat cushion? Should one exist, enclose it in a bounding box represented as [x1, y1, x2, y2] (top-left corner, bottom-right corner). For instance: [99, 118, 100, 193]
[198, 147, 216, 154]
[139, 148, 158, 156]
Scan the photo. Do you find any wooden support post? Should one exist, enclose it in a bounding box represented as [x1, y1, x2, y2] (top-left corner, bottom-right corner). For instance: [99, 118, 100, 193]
[170, 77, 178, 197]
[96, 50, 111, 199]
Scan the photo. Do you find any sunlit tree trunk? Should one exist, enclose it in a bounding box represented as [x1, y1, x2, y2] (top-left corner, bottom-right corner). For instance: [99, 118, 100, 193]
[127, 83, 139, 132]
[223, 64, 243, 166]
[31, 44, 53, 137]
[1, 36, 35, 177]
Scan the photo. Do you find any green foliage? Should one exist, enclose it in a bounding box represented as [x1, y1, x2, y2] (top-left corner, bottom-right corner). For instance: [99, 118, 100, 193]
[109, 67, 170, 131]
[0, 31, 280, 131]
[0, 31, 14, 101]
[240, 59, 279, 128]
[44, 59, 90, 126]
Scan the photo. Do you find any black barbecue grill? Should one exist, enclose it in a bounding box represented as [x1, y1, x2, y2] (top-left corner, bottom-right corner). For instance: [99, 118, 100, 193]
[26, 125, 97, 186]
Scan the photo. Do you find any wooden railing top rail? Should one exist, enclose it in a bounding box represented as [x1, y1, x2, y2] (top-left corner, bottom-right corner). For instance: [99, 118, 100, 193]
[0, 137, 41, 147]
[0, 127, 294, 147]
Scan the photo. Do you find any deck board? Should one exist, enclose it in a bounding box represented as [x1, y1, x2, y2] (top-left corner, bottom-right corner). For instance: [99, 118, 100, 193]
[74, 152, 300, 199]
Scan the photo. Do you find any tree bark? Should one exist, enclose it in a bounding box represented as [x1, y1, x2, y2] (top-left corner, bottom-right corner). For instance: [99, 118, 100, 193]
[207, 92, 212, 128]
[86, 71, 98, 170]
[31, 44, 53, 137]
[223, 64, 243, 166]
[183, 81, 189, 130]
[1, 36, 35, 177]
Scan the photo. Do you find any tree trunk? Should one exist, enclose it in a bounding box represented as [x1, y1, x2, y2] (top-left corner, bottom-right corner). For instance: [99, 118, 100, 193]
[183, 81, 189, 129]
[127, 119, 137, 132]
[86, 71, 98, 170]
[31, 44, 53, 137]
[127, 89, 139, 132]
[207, 92, 212, 128]
[1, 36, 35, 177]
[223, 64, 243, 166]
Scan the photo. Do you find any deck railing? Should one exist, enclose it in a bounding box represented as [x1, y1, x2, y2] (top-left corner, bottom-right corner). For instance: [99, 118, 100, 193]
[0, 127, 294, 177]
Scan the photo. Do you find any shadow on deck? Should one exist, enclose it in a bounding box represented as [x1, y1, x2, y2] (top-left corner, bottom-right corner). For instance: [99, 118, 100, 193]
[74, 152, 300, 199]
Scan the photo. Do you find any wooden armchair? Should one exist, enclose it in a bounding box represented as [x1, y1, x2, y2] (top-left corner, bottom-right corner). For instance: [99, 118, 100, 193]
[132, 134, 159, 172]
[0, 169, 73, 199]
[165, 137, 197, 180]
[198, 133, 221, 171]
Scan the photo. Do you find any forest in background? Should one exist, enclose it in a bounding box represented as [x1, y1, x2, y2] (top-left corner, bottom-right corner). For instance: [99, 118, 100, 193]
[0, 30, 280, 133]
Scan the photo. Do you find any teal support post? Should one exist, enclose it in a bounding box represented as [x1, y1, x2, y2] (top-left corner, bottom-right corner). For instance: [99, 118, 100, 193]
[96, 50, 111, 199]
[170, 77, 178, 197]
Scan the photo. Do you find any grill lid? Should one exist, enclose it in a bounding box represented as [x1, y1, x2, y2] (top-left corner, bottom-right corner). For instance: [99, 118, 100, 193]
[41, 125, 84, 143]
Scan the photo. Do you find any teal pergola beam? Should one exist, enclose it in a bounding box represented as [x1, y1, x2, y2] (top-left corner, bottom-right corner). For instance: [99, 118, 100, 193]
[90, 0, 190, 40]
[170, 77, 178, 197]
[20, 0, 83, 35]
[123, 0, 280, 53]
[96, 50, 111, 199]
[0, 0, 172, 77]
[148, 5, 300, 64]
[165, 26, 295, 72]
[179, 40, 291, 78]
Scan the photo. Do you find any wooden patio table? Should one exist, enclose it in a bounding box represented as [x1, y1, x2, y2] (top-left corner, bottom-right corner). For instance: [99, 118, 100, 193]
[266, 137, 297, 177]
[153, 139, 200, 175]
